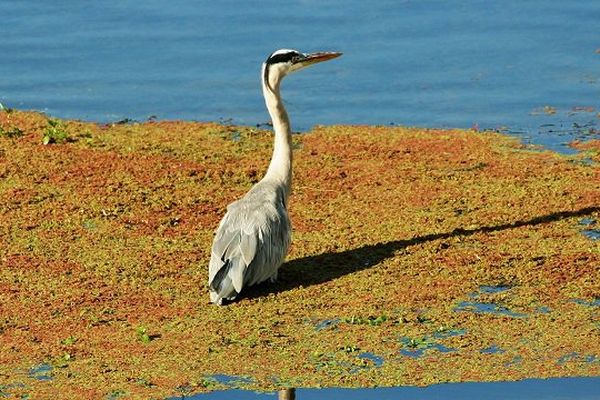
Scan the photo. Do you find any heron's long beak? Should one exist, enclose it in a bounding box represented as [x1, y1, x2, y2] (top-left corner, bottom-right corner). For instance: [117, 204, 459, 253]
[298, 51, 343, 67]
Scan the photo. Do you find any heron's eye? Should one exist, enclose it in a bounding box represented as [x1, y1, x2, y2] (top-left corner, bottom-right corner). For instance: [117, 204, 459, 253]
[291, 55, 301, 63]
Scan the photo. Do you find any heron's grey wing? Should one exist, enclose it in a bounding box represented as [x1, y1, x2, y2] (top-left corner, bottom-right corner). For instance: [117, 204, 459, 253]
[242, 201, 291, 286]
[208, 198, 290, 296]
[208, 206, 258, 293]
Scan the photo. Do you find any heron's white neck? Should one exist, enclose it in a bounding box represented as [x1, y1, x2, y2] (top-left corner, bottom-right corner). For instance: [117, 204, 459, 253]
[262, 77, 292, 199]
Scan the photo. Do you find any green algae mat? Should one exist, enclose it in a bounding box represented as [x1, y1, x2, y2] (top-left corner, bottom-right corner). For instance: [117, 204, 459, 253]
[1, 111, 599, 399]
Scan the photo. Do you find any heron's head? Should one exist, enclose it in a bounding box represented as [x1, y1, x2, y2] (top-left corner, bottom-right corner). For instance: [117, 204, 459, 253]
[262, 49, 342, 92]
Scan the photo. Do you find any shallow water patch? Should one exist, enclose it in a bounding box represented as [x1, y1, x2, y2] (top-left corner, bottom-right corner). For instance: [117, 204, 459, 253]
[480, 344, 505, 354]
[582, 229, 600, 240]
[455, 285, 527, 318]
[399, 342, 455, 358]
[454, 301, 527, 317]
[579, 218, 600, 240]
[399, 328, 464, 358]
[27, 364, 52, 382]
[200, 374, 254, 390]
[432, 328, 466, 339]
[571, 298, 600, 308]
[230, 130, 242, 142]
[557, 352, 599, 365]
[356, 352, 384, 367]
[310, 345, 381, 375]
[569, 157, 595, 166]
[580, 218, 596, 226]
[0, 383, 28, 399]
[310, 318, 340, 331]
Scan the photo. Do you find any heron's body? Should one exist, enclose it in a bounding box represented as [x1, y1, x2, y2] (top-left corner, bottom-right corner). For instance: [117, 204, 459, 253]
[208, 180, 291, 304]
[208, 49, 341, 305]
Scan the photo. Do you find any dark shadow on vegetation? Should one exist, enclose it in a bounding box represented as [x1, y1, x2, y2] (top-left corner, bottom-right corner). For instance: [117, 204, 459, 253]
[242, 206, 600, 300]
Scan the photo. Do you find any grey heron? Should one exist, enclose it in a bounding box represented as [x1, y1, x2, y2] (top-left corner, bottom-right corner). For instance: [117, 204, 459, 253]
[208, 49, 342, 305]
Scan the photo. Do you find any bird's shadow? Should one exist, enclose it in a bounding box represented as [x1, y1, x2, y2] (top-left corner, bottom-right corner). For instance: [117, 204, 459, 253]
[241, 206, 599, 301]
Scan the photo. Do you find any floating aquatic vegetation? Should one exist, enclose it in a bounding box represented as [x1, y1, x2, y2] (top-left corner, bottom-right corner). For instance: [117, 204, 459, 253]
[0, 111, 598, 398]
[505, 356, 523, 367]
[530, 105, 557, 116]
[310, 347, 377, 376]
[42, 119, 71, 145]
[341, 315, 388, 326]
[0, 125, 24, 138]
[105, 389, 127, 400]
[477, 285, 511, 295]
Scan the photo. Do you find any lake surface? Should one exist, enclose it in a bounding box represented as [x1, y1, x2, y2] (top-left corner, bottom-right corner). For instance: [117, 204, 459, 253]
[1, 1, 599, 153]
[177, 377, 600, 400]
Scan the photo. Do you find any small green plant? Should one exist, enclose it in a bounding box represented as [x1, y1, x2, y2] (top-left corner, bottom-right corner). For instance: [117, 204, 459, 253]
[0, 126, 24, 138]
[0, 103, 23, 138]
[0, 103, 13, 113]
[340, 344, 360, 353]
[199, 377, 218, 389]
[135, 377, 154, 388]
[136, 326, 151, 343]
[60, 336, 77, 346]
[416, 314, 432, 323]
[342, 315, 388, 326]
[52, 352, 73, 368]
[405, 337, 432, 349]
[106, 389, 126, 400]
[135, 326, 158, 344]
[42, 119, 70, 145]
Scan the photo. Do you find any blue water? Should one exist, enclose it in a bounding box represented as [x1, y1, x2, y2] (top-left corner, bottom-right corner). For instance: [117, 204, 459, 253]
[2, 1, 600, 153]
[480, 345, 505, 355]
[27, 364, 53, 382]
[176, 377, 600, 399]
[399, 329, 465, 358]
[455, 286, 528, 318]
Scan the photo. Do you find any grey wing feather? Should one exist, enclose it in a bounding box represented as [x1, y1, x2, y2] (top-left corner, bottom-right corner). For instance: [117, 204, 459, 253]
[208, 190, 290, 303]
[208, 210, 250, 293]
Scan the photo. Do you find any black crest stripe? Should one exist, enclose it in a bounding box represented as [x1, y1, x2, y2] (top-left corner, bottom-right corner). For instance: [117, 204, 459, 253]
[265, 51, 300, 65]
[263, 62, 272, 91]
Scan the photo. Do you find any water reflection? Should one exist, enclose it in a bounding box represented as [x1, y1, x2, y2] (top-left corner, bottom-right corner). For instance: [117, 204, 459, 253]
[278, 389, 295, 400]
